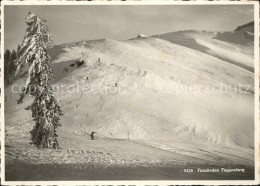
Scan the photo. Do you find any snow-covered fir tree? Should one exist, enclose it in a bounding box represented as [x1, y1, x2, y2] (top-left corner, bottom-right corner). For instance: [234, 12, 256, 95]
[16, 12, 62, 149]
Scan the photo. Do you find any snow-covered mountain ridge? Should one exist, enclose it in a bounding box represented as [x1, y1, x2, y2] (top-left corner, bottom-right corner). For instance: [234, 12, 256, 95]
[5, 22, 255, 166]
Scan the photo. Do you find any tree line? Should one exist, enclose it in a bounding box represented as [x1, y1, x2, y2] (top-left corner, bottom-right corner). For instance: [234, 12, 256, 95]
[4, 44, 21, 85]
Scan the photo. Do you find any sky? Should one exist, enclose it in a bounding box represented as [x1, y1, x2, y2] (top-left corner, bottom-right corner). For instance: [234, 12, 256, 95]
[4, 5, 254, 50]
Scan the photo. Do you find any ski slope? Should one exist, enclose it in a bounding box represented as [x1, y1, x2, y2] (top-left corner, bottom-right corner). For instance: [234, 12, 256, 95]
[5, 29, 254, 166]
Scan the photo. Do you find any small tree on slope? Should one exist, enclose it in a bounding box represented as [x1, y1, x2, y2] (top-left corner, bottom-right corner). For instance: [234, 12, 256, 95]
[16, 12, 62, 149]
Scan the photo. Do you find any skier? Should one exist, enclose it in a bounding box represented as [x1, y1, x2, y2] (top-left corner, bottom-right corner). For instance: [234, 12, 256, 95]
[91, 131, 96, 140]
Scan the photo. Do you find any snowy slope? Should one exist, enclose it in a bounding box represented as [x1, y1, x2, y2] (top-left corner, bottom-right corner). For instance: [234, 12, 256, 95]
[156, 28, 254, 72]
[6, 35, 254, 152]
[214, 21, 254, 47]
